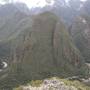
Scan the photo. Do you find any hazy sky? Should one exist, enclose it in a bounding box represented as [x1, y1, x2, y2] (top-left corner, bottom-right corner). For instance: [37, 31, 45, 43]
[0, 0, 87, 8]
[14, 0, 54, 8]
[0, 0, 54, 8]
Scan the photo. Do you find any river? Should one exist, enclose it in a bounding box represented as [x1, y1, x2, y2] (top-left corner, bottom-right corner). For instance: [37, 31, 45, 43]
[0, 61, 8, 72]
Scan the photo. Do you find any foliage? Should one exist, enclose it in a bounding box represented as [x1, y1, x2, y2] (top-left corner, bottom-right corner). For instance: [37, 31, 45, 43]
[60, 79, 90, 90]
[0, 11, 89, 90]
[13, 77, 90, 90]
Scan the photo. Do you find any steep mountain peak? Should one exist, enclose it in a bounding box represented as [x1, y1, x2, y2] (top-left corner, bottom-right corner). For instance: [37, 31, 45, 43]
[0, 2, 30, 17]
[0, 3, 19, 17]
[0, 3, 30, 41]
[13, 2, 30, 15]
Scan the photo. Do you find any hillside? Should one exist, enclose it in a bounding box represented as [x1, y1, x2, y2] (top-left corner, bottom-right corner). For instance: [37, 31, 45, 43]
[0, 3, 33, 63]
[14, 77, 90, 90]
[0, 3, 30, 41]
[11, 11, 88, 77]
[0, 11, 89, 90]
[70, 15, 90, 62]
[69, 0, 90, 63]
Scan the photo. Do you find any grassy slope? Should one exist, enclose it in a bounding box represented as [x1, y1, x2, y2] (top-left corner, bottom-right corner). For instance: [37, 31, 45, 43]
[14, 77, 90, 90]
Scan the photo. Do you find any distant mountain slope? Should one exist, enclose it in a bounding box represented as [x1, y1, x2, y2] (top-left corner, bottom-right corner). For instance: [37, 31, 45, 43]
[0, 3, 32, 61]
[0, 3, 29, 41]
[70, 15, 90, 62]
[30, 0, 85, 26]
[69, 0, 90, 62]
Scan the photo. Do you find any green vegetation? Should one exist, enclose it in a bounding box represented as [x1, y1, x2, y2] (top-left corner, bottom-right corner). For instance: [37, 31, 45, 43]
[30, 80, 43, 87]
[0, 11, 89, 90]
[70, 15, 90, 62]
[60, 79, 90, 90]
[13, 77, 90, 90]
[0, 1, 90, 90]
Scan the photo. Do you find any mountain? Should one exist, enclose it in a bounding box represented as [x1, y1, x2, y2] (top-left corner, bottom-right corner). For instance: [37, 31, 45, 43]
[29, 0, 86, 27]
[0, 3, 27, 40]
[0, 0, 86, 27]
[0, 3, 89, 90]
[70, 0, 90, 62]
[13, 2, 30, 15]
[69, 15, 90, 63]
[0, 3, 32, 62]
[0, 11, 88, 89]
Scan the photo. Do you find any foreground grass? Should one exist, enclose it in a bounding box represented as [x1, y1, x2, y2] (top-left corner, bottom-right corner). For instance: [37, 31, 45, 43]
[13, 77, 90, 90]
[60, 79, 90, 90]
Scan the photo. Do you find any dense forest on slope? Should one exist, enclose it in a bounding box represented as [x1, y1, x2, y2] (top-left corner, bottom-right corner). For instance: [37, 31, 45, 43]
[69, 0, 90, 62]
[0, 0, 90, 90]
